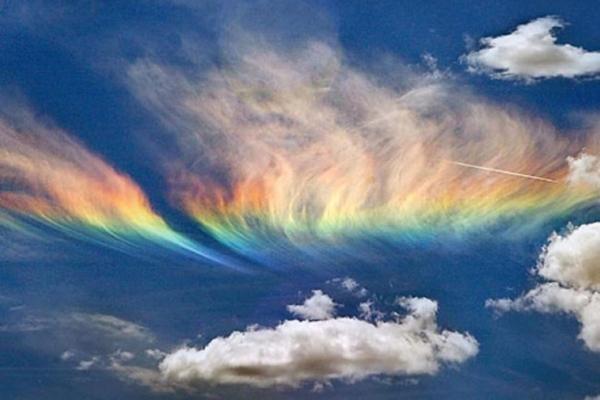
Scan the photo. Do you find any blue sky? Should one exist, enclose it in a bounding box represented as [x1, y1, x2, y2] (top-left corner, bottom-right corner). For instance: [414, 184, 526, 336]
[1, 1, 600, 399]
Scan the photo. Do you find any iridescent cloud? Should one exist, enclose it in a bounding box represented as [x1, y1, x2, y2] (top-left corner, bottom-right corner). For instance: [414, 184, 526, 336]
[0, 109, 224, 264]
[127, 41, 599, 254]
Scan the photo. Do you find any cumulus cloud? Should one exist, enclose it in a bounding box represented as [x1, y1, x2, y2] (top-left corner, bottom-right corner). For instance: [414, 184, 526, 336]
[339, 277, 369, 297]
[77, 356, 101, 371]
[329, 277, 368, 297]
[536, 223, 600, 290]
[358, 300, 385, 322]
[61, 350, 76, 361]
[146, 349, 167, 361]
[341, 277, 359, 291]
[111, 349, 136, 363]
[487, 282, 600, 351]
[69, 290, 477, 392]
[159, 296, 478, 388]
[487, 218, 600, 351]
[568, 153, 600, 188]
[486, 151, 600, 350]
[465, 16, 600, 80]
[44, 292, 476, 392]
[287, 290, 336, 320]
[110, 362, 172, 393]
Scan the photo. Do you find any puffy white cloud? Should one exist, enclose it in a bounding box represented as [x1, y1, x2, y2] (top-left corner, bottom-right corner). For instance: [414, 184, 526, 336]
[159, 296, 478, 388]
[287, 290, 336, 320]
[60, 350, 76, 361]
[568, 153, 600, 188]
[343, 278, 368, 297]
[486, 152, 600, 351]
[358, 300, 385, 322]
[487, 282, 600, 351]
[110, 362, 172, 393]
[396, 297, 439, 319]
[330, 277, 368, 298]
[146, 349, 167, 360]
[111, 349, 135, 363]
[487, 186, 600, 352]
[536, 223, 600, 290]
[465, 16, 600, 80]
[341, 277, 359, 291]
[76, 356, 101, 371]
[56, 294, 475, 392]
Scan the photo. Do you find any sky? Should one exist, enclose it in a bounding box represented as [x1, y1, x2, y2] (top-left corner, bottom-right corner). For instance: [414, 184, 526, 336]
[1, 1, 600, 399]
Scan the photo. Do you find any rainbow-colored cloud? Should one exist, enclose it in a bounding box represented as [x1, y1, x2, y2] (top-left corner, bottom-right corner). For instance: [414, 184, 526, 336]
[0, 111, 223, 264]
[128, 43, 599, 253]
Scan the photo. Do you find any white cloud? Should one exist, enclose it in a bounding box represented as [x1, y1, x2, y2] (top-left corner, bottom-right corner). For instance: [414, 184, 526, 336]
[127, 34, 592, 250]
[396, 297, 439, 319]
[465, 16, 600, 80]
[110, 362, 172, 393]
[287, 290, 336, 320]
[77, 356, 101, 371]
[487, 203, 600, 351]
[568, 153, 600, 188]
[69, 313, 155, 343]
[331, 277, 368, 298]
[358, 300, 385, 322]
[111, 349, 135, 363]
[61, 350, 76, 361]
[55, 294, 475, 392]
[487, 282, 600, 352]
[159, 296, 478, 388]
[486, 153, 600, 351]
[146, 349, 167, 360]
[341, 277, 359, 291]
[536, 223, 600, 290]
[342, 278, 368, 297]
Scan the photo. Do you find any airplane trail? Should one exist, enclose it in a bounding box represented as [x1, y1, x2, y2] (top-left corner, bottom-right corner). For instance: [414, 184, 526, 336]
[449, 161, 557, 183]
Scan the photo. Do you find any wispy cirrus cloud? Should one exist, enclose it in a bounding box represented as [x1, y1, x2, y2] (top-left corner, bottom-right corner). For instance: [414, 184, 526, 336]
[0, 101, 226, 264]
[126, 37, 597, 256]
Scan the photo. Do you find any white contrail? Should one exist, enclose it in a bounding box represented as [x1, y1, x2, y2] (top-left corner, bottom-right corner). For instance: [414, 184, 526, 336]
[449, 160, 557, 183]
